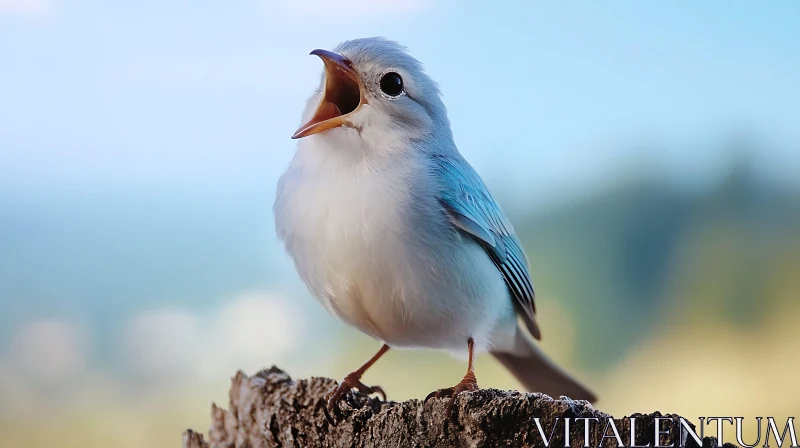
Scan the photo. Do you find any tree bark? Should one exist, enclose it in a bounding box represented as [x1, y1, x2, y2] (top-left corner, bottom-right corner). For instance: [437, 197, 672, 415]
[183, 367, 734, 448]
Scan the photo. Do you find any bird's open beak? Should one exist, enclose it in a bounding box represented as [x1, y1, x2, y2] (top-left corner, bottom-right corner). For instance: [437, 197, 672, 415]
[291, 49, 367, 139]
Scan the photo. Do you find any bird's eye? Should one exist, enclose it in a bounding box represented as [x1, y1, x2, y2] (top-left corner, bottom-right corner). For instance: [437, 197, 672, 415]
[379, 72, 404, 97]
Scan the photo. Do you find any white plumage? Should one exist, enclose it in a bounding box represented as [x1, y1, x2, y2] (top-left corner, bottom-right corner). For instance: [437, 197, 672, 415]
[275, 128, 515, 355]
[274, 37, 596, 403]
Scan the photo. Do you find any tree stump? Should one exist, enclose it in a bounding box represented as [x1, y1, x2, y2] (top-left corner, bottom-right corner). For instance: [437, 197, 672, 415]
[183, 366, 733, 448]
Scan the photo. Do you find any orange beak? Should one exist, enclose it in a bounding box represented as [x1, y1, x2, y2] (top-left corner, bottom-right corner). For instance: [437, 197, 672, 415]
[291, 49, 367, 139]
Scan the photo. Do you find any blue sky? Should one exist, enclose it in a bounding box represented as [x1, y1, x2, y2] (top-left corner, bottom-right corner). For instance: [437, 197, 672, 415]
[1, 1, 798, 205]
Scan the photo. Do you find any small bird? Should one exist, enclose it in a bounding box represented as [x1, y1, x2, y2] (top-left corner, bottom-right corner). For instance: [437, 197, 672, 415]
[274, 37, 596, 416]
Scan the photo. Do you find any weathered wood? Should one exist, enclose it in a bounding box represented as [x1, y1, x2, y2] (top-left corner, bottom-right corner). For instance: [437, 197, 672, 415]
[183, 366, 733, 448]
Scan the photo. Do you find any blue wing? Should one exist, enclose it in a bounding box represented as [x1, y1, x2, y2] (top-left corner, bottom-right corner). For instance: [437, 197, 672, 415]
[430, 154, 541, 340]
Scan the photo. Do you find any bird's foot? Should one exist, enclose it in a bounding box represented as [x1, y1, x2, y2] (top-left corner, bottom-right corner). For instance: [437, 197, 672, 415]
[424, 371, 479, 419]
[559, 395, 591, 418]
[325, 371, 386, 415]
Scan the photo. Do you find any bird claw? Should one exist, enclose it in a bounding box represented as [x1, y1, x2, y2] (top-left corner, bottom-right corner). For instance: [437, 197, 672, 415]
[324, 371, 386, 418]
[315, 397, 338, 426]
[559, 396, 589, 418]
[424, 372, 479, 419]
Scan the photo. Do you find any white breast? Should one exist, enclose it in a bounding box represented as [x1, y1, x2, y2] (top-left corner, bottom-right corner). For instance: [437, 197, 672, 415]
[274, 131, 514, 353]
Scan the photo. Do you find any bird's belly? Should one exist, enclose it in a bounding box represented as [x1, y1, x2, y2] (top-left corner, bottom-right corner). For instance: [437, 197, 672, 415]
[323, 240, 511, 351]
[291, 218, 513, 351]
[277, 181, 512, 352]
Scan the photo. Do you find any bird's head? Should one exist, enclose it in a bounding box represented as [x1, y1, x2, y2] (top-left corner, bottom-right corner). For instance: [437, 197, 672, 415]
[292, 38, 450, 151]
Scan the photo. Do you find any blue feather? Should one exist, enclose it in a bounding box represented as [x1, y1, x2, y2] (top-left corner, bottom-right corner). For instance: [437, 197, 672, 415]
[430, 154, 540, 338]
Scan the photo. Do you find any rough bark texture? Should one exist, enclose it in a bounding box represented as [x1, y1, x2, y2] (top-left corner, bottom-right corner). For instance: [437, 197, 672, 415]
[183, 367, 734, 448]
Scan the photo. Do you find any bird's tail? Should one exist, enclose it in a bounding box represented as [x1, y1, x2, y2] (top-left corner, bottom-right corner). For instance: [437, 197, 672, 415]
[490, 330, 597, 403]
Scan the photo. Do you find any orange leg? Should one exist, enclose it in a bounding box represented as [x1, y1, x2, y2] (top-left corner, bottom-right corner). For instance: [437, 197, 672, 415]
[326, 344, 390, 412]
[425, 338, 479, 418]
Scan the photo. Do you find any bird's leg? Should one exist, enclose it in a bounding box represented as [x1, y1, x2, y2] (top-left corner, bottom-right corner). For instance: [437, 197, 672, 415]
[326, 344, 390, 414]
[425, 337, 479, 418]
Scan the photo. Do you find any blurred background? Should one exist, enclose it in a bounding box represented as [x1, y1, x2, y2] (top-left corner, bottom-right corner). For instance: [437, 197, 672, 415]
[1, 1, 799, 447]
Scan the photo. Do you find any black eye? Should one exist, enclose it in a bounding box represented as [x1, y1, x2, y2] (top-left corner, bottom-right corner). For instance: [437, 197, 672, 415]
[379, 72, 404, 97]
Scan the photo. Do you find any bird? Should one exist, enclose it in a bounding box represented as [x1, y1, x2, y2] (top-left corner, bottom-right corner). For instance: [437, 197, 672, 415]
[273, 37, 596, 417]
